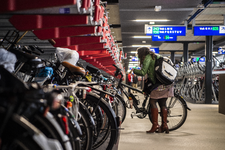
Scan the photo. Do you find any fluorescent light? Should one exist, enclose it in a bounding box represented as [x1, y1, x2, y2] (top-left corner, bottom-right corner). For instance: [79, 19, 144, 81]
[131, 51, 137, 53]
[133, 36, 151, 38]
[132, 45, 151, 47]
[135, 19, 169, 22]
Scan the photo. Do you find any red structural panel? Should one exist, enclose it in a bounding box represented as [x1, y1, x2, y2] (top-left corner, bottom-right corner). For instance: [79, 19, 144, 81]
[99, 6, 104, 20]
[98, 61, 115, 65]
[78, 50, 109, 56]
[80, 54, 111, 59]
[9, 15, 88, 31]
[94, 5, 101, 22]
[87, 0, 91, 9]
[33, 26, 95, 40]
[0, 0, 76, 13]
[94, 0, 100, 6]
[97, 26, 102, 34]
[53, 36, 101, 47]
[84, 59, 96, 63]
[78, 43, 105, 50]
[63, 45, 78, 51]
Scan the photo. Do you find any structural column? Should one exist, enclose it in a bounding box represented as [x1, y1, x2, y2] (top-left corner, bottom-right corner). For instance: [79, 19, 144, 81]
[183, 42, 188, 62]
[205, 36, 213, 104]
[170, 51, 175, 63]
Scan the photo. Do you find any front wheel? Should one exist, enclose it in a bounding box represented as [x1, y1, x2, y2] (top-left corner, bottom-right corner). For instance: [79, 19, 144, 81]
[148, 95, 188, 131]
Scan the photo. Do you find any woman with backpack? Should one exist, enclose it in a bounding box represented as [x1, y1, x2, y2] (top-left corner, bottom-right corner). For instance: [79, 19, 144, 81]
[131, 47, 174, 134]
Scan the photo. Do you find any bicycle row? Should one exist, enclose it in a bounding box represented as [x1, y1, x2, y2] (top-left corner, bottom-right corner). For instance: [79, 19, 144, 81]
[175, 55, 222, 104]
[0, 45, 126, 150]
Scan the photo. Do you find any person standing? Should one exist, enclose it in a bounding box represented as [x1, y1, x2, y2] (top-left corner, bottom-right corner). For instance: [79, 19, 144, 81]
[131, 47, 174, 134]
[132, 74, 138, 93]
[127, 71, 133, 93]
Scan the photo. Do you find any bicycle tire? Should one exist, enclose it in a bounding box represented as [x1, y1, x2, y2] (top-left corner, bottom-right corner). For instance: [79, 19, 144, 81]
[78, 103, 93, 150]
[81, 100, 103, 144]
[148, 94, 188, 131]
[30, 114, 68, 150]
[115, 94, 127, 123]
[6, 136, 42, 150]
[81, 93, 118, 150]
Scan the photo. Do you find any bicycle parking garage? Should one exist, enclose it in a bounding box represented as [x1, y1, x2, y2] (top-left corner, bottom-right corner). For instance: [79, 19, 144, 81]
[1, 0, 225, 150]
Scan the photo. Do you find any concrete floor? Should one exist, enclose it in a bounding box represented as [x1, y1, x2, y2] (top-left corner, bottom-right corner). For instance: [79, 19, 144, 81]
[118, 99, 225, 150]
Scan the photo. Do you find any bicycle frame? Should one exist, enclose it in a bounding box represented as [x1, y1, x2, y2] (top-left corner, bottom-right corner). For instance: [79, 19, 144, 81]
[119, 83, 149, 113]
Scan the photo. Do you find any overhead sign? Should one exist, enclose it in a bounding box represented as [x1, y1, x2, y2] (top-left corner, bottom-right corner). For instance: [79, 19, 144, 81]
[194, 26, 225, 36]
[145, 25, 186, 36]
[150, 47, 159, 54]
[218, 47, 225, 54]
[199, 57, 205, 62]
[152, 35, 177, 41]
[131, 57, 138, 61]
[129, 67, 140, 70]
[191, 57, 200, 62]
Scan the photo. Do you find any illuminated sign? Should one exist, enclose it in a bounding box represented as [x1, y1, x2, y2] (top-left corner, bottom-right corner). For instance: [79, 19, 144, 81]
[150, 47, 159, 54]
[145, 25, 186, 36]
[199, 57, 205, 62]
[218, 47, 225, 54]
[194, 26, 225, 36]
[131, 57, 138, 61]
[152, 35, 177, 41]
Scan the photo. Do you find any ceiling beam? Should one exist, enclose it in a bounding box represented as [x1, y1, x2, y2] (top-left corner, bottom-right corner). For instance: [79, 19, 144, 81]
[190, 37, 225, 55]
[119, 8, 194, 12]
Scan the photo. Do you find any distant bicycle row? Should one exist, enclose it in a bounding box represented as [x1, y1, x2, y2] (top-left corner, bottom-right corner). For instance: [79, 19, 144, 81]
[175, 55, 222, 103]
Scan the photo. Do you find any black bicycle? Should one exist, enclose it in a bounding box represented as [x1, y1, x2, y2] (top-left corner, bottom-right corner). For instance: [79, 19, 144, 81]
[113, 64, 191, 131]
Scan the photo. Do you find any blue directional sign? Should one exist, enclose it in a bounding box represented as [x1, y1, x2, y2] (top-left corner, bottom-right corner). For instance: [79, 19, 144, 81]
[145, 25, 186, 36]
[194, 26, 225, 36]
[218, 47, 225, 54]
[199, 57, 205, 62]
[131, 57, 138, 61]
[152, 35, 177, 41]
[150, 47, 159, 54]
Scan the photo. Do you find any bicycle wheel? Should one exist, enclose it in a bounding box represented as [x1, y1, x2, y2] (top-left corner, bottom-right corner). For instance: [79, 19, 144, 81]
[148, 94, 187, 131]
[165, 95, 187, 131]
[81, 93, 118, 150]
[5, 136, 42, 150]
[78, 103, 94, 150]
[115, 94, 127, 123]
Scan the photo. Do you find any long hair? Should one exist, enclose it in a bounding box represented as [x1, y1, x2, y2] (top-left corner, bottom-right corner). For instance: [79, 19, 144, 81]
[136, 47, 155, 66]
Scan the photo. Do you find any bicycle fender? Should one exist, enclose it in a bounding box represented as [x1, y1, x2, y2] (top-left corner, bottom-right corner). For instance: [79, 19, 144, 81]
[176, 93, 191, 111]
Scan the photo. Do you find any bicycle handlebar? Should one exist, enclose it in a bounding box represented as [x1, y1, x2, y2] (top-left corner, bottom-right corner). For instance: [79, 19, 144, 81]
[113, 64, 122, 77]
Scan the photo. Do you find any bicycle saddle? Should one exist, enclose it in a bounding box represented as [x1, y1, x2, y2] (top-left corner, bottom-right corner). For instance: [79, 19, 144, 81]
[62, 61, 85, 76]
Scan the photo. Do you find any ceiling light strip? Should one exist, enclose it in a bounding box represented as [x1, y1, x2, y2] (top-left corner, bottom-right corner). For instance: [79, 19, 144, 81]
[135, 19, 169, 22]
[133, 36, 151, 38]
